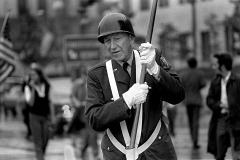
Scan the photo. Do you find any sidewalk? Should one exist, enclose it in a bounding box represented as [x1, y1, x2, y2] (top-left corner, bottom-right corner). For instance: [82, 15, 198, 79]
[0, 105, 233, 160]
[0, 118, 71, 160]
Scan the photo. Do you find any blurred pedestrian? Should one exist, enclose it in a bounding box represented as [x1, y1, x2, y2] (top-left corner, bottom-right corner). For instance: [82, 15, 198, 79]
[207, 53, 240, 160]
[53, 104, 69, 137]
[181, 56, 206, 149]
[67, 67, 99, 160]
[163, 102, 177, 137]
[85, 12, 185, 160]
[21, 74, 32, 140]
[67, 68, 86, 137]
[25, 63, 51, 160]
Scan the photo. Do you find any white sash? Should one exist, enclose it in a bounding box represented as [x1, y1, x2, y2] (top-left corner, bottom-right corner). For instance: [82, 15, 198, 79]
[106, 60, 131, 146]
[106, 50, 161, 160]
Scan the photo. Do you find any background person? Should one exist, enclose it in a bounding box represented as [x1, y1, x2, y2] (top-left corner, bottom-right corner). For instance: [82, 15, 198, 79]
[163, 102, 177, 137]
[67, 67, 99, 160]
[21, 74, 32, 140]
[181, 56, 207, 149]
[25, 63, 51, 160]
[207, 53, 240, 160]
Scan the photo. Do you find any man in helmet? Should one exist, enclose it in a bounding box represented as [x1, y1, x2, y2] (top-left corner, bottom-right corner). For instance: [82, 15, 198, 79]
[85, 13, 185, 160]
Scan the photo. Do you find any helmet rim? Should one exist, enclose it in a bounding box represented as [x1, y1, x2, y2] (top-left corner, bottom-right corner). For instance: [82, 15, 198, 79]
[97, 13, 135, 43]
[98, 30, 135, 43]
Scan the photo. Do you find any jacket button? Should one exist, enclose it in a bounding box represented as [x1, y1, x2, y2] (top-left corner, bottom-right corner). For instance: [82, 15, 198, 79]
[158, 136, 161, 139]
[107, 147, 110, 151]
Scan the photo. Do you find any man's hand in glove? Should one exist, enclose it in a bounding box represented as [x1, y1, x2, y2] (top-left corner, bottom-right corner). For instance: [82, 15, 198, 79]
[139, 42, 159, 75]
[122, 83, 149, 109]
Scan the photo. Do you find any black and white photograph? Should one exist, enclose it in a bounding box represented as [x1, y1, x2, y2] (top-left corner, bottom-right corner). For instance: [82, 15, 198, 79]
[0, 0, 240, 160]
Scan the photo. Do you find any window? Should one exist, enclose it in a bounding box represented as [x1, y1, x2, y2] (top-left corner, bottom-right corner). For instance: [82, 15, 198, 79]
[18, 0, 28, 15]
[159, 24, 179, 59]
[179, 33, 190, 59]
[140, 0, 149, 10]
[38, 0, 46, 12]
[201, 31, 211, 61]
[179, 0, 190, 4]
[159, 0, 169, 8]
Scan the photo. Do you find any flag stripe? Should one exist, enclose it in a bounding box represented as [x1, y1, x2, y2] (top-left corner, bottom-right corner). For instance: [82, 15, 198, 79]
[0, 64, 14, 83]
[0, 37, 13, 48]
[0, 59, 5, 68]
[0, 62, 9, 74]
[0, 50, 16, 66]
[0, 42, 16, 60]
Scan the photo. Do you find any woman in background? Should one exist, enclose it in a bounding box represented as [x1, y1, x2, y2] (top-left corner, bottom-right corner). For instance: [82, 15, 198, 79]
[25, 63, 51, 160]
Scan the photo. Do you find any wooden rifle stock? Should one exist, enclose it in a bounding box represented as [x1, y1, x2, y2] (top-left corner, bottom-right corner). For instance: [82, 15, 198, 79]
[129, 0, 159, 149]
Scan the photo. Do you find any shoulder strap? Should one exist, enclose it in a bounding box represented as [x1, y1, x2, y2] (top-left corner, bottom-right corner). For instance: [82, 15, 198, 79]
[106, 60, 131, 146]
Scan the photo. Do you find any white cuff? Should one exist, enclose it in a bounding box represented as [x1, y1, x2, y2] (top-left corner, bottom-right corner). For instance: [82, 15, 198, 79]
[122, 93, 132, 109]
[147, 61, 159, 75]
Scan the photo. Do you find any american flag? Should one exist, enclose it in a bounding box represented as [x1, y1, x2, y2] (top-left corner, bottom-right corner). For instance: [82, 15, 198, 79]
[0, 12, 18, 83]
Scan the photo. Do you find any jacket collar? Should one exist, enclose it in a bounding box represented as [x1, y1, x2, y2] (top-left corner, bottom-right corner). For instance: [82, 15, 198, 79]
[111, 59, 130, 86]
[228, 72, 236, 82]
[217, 72, 236, 83]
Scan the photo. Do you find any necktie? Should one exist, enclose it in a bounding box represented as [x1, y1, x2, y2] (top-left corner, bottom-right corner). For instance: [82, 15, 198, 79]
[123, 62, 135, 131]
[123, 62, 130, 78]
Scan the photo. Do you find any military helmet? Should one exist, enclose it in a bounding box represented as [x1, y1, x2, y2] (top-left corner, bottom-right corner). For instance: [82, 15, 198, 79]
[98, 13, 135, 43]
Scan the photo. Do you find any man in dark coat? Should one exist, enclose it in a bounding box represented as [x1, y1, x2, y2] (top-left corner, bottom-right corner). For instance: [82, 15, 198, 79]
[181, 56, 206, 149]
[207, 53, 240, 160]
[85, 13, 185, 160]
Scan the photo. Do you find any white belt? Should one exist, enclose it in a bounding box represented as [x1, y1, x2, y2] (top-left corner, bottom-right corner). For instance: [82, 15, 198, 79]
[107, 118, 162, 158]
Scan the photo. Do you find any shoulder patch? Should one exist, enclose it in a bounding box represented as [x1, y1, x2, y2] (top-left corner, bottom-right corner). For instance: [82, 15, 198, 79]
[159, 56, 170, 70]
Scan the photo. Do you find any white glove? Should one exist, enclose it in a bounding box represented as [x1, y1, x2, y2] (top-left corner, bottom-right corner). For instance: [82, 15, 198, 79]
[122, 83, 149, 109]
[139, 42, 159, 75]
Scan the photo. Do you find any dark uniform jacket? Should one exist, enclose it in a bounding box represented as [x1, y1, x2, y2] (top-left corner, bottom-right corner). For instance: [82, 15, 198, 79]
[207, 73, 240, 156]
[85, 50, 185, 160]
[181, 68, 206, 106]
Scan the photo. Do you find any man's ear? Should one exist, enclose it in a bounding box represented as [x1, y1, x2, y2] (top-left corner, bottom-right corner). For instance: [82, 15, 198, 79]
[129, 35, 135, 46]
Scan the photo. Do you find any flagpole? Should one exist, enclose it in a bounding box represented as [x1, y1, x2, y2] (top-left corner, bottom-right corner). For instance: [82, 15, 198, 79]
[0, 11, 10, 37]
[129, 0, 159, 150]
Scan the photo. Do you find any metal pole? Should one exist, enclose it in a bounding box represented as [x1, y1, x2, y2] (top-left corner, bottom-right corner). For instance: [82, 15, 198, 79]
[191, 0, 197, 56]
[129, 0, 158, 150]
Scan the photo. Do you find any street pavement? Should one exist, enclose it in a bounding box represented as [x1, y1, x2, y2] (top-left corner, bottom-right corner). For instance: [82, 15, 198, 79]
[0, 104, 233, 160]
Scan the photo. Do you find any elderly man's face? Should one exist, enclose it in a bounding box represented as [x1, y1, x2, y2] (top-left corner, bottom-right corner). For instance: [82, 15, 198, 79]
[103, 33, 134, 62]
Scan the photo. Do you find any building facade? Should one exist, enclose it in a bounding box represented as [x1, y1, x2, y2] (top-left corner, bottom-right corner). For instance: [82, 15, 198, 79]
[0, 0, 238, 68]
[131, 0, 235, 67]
